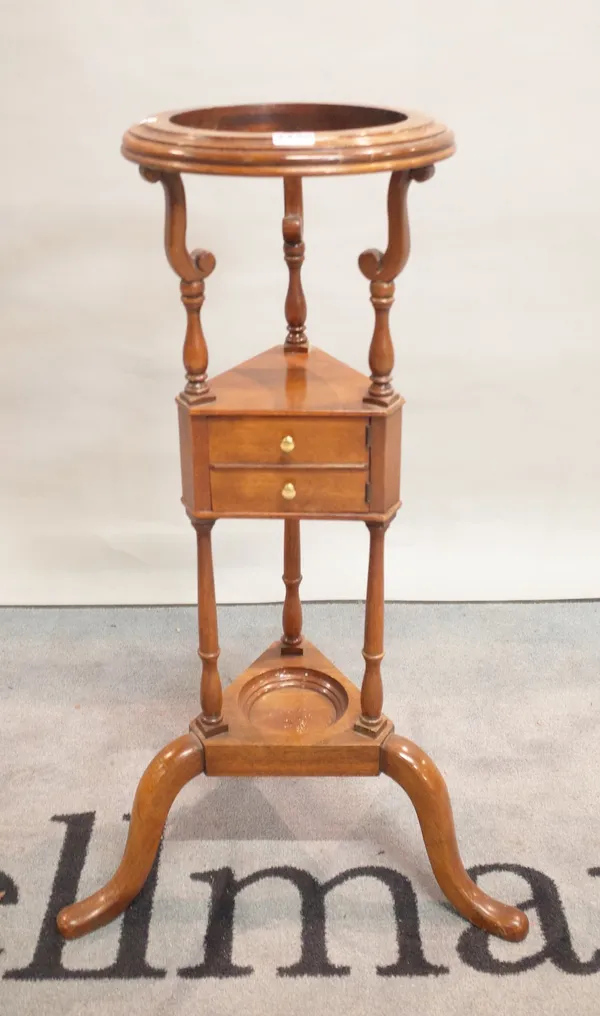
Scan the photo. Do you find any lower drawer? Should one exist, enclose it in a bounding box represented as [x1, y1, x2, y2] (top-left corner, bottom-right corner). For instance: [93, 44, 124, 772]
[210, 468, 368, 514]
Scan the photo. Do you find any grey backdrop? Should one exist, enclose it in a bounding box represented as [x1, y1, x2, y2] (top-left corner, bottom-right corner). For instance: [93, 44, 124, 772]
[2, 1, 599, 604]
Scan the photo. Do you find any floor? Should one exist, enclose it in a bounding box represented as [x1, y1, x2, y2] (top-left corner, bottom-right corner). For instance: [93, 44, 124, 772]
[1, 601, 599, 1015]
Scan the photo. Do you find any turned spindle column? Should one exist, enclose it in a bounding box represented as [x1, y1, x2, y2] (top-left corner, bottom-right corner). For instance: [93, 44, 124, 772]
[282, 177, 308, 352]
[359, 166, 434, 406]
[141, 168, 216, 403]
[280, 519, 304, 655]
[194, 521, 227, 735]
[355, 520, 391, 736]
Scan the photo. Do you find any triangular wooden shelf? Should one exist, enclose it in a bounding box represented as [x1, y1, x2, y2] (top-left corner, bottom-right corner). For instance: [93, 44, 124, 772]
[191, 639, 393, 777]
[184, 345, 401, 417]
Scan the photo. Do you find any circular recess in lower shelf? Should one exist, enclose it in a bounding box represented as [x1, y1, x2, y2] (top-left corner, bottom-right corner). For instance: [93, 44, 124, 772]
[239, 667, 348, 737]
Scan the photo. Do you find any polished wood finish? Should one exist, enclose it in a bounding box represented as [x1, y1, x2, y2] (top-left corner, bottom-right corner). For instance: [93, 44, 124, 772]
[183, 344, 395, 416]
[58, 103, 528, 947]
[193, 521, 227, 735]
[191, 641, 392, 777]
[355, 520, 391, 736]
[359, 166, 434, 406]
[368, 404, 403, 513]
[122, 103, 454, 177]
[178, 405, 211, 512]
[208, 414, 368, 464]
[281, 519, 303, 655]
[56, 734, 204, 939]
[210, 465, 367, 515]
[176, 346, 401, 522]
[141, 169, 215, 404]
[283, 177, 308, 352]
[381, 735, 529, 942]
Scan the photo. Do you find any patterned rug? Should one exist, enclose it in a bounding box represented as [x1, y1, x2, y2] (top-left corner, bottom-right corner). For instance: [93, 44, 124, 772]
[1, 602, 599, 1015]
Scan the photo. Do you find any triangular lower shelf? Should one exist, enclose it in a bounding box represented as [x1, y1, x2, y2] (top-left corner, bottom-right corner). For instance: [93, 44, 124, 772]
[191, 640, 393, 777]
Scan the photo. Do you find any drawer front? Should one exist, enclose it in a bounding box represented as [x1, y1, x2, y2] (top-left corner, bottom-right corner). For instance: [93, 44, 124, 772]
[211, 468, 368, 514]
[209, 416, 368, 465]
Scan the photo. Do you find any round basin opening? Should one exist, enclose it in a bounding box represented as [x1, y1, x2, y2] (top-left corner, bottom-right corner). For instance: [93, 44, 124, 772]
[170, 102, 407, 135]
[239, 666, 349, 735]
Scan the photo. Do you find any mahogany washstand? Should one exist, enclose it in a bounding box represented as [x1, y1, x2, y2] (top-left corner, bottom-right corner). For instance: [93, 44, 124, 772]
[57, 103, 528, 943]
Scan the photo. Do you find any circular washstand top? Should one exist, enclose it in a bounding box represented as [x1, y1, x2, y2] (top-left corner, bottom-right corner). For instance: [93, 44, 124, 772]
[122, 102, 455, 177]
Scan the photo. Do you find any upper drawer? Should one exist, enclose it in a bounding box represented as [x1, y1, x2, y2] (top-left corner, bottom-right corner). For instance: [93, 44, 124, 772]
[209, 416, 368, 465]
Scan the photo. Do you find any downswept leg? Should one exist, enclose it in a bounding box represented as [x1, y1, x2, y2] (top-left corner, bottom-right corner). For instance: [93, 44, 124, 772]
[57, 733, 204, 939]
[381, 734, 529, 941]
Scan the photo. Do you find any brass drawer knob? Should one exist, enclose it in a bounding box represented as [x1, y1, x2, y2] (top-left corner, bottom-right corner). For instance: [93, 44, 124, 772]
[281, 482, 296, 500]
[280, 434, 295, 454]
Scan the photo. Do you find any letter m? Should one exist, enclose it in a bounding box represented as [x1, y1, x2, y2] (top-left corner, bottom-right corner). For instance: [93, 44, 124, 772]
[178, 865, 446, 978]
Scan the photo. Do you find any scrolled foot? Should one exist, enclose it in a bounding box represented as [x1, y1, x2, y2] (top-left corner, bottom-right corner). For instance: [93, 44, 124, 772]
[56, 733, 204, 939]
[381, 733, 528, 942]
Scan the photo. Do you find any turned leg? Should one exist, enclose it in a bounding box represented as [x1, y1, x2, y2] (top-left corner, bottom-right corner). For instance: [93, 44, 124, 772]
[381, 733, 529, 941]
[280, 518, 304, 655]
[355, 520, 390, 736]
[194, 521, 227, 736]
[56, 733, 204, 939]
[282, 177, 308, 353]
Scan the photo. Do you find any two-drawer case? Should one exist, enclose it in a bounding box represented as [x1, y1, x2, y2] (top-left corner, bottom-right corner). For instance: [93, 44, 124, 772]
[178, 345, 403, 521]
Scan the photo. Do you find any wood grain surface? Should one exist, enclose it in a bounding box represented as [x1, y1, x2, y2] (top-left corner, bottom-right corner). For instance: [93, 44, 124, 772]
[122, 102, 454, 177]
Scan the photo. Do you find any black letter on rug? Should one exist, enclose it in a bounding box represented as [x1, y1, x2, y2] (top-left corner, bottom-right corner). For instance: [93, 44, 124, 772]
[321, 866, 447, 977]
[180, 865, 445, 978]
[5, 813, 165, 980]
[0, 873, 19, 957]
[457, 863, 600, 975]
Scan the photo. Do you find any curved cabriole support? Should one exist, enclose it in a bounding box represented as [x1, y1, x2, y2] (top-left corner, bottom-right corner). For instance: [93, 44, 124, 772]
[141, 167, 216, 404]
[359, 165, 434, 406]
[381, 734, 529, 941]
[56, 733, 204, 939]
[282, 177, 308, 352]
